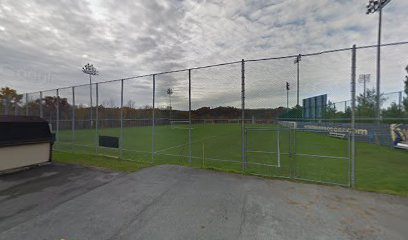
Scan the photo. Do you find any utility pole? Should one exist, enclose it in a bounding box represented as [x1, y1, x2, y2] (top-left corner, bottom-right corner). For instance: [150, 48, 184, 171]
[366, 0, 391, 123]
[294, 54, 301, 106]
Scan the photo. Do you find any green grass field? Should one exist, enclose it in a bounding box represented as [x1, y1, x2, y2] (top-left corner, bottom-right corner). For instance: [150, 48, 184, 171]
[54, 123, 408, 196]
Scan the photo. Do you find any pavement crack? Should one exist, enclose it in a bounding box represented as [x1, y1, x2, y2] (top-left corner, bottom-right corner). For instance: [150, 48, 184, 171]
[238, 193, 248, 238]
[106, 170, 189, 240]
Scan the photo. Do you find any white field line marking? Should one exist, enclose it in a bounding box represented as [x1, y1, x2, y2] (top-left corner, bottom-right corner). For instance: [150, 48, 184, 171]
[155, 135, 216, 153]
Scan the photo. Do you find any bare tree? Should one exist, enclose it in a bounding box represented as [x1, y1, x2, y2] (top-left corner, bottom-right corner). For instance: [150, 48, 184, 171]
[126, 100, 136, 109]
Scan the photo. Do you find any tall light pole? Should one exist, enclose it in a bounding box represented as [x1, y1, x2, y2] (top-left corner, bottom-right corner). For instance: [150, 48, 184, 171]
[294, 54, 301, 106]
[167, 88, 173, 120]
[358, 74, 371, 100]
[82, 63, 98, 128]
[366, 0, 391, 123]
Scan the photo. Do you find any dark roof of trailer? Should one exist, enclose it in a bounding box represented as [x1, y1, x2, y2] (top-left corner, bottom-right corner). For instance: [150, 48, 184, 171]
[0, 115, 52, 147]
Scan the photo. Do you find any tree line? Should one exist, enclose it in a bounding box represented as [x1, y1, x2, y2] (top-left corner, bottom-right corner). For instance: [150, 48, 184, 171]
[281, 65, 408, 123]
[1, 65, 408, 125]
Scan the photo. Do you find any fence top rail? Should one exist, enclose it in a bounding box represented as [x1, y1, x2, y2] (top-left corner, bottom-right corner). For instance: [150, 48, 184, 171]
[355, 41, 408, 50]
[245, 47, 354, 62]
[324, 90, 405, 106]
[383, 90, 405, 95]
[22, 40, 408, 95]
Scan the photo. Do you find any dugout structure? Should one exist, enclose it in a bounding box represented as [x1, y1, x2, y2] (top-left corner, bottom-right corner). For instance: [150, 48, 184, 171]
[0, 116, 53, 172]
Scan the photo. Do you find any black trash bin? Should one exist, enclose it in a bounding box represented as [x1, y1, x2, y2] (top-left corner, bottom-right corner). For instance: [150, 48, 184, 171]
[0, 116, 53, 172]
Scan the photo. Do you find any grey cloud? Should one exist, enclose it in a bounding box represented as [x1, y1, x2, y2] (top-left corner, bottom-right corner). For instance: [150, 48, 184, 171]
[0, 0, 407, 109]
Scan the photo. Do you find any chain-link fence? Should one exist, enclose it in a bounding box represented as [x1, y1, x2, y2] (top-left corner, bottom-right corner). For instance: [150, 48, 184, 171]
[3, 42, 408, 187]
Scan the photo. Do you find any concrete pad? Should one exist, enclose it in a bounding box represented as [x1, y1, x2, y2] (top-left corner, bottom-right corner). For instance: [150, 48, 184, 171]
[0, 164, 407, 240]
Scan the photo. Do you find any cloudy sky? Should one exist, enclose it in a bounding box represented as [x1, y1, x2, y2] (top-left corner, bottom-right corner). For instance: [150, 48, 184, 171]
[0, 0, 407, 109]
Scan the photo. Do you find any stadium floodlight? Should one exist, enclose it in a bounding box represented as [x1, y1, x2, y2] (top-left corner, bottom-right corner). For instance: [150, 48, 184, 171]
[366, 0, 391, 123]
[358, 74, 371, 99]
[82, 63, 98, 127]
[294, 54, 301, 106]
[167, 88, 173, 120]
[366, 0, 391, 14]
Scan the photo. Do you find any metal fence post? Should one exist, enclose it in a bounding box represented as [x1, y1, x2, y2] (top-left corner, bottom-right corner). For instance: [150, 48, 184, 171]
[289, 127, 293, 178]
[398, 91, 402, 110]
[89, 76, 93, 128]
[348, 131, 351, 186]
[4, 96, 9, 115]
[72, 87, 75, 151]
[293, 128, 297, 177]
[56, 89, 60, 143]
[152, 74, 156, 162]
[14, 99, 18, 116]
[241, 59, 246, 172]
[25, 93, 28, 116]
[351, 45, 357, 188]
[39, 91, 43, 118]
[245, 128, 248, 168]
[120, 79, 124, 159]
[95, 83, 99, 154]
[188, 69, 192, 164]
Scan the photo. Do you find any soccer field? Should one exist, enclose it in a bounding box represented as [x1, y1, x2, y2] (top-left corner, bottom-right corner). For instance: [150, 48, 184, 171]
[55, 123, 408, 195]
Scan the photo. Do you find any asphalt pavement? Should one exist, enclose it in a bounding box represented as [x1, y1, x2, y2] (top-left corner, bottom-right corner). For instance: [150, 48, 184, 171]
[0, 163, 407, 240]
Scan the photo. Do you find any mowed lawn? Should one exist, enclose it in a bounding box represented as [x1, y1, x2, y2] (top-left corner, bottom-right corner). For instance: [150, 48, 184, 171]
[54, 123, 408, 196]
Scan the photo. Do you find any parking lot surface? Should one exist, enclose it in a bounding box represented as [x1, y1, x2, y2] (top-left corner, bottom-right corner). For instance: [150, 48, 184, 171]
[0, 163, 407, 240]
